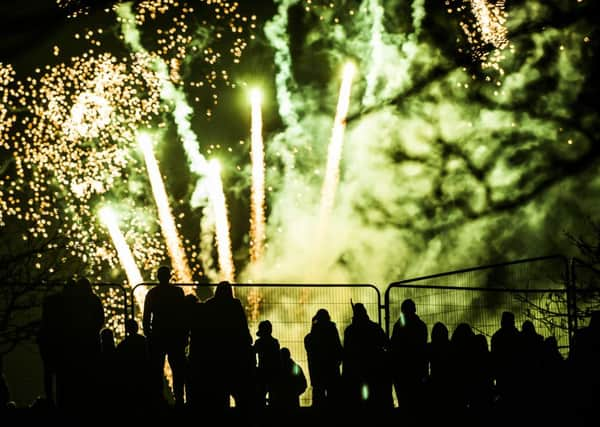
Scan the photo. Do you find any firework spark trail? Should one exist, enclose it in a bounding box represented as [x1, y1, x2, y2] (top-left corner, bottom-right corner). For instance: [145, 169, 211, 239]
[362, 0, 384, 107]
[359, 0, 425, 107]
[317, 62, 356, 240]
[264, 0, 301, 128]
[469, 0, 508, 50]
[138, 133, 194, 285]
[98, 206, 146, 306]
[118, 2, 236, 282]
[250, 88, 266, 263]
[206, 160, 235, 283]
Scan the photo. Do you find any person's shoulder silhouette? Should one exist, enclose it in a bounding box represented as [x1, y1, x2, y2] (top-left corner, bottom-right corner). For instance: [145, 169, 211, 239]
[142, 266, 185, 339]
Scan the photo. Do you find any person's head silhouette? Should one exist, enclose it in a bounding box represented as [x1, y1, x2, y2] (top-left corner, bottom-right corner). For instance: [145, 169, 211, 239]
[257, 320, 272, 338]
[400, 298, 416, 316]
[313, 308, 330, 324]
[501, 311, 515, 329]
[281, 347, 291, 363]
[522, 320, 536, 335]
[76, 277, 92, 292]
[431, 322, 449, 343]
[352, 302, 369, 322]
[215, 281, 233, 299]
[157, 266, 171, 285]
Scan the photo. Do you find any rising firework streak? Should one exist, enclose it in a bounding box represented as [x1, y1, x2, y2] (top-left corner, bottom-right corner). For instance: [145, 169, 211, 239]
[138, 132, 194, 286]
[98, 206, 146, 307]
[318, 62, 357, 238]
[207, 159, 236, 283]
[250, 88, 266, 263]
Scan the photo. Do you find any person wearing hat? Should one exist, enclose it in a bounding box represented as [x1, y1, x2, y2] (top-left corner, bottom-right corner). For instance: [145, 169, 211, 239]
[254, 320, 280, 409]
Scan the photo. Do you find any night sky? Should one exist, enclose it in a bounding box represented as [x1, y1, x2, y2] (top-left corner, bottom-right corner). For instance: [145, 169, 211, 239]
[1, 0, 599, 405]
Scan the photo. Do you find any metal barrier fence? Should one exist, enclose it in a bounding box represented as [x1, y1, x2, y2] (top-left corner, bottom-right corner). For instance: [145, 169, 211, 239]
[130, 282, 381, 407]
[571, 258, 600, 332]
[385, 255, 571, 354]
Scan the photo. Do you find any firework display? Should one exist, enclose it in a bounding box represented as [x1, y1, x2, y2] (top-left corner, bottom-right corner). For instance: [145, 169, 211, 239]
[0, 0, 597, 346]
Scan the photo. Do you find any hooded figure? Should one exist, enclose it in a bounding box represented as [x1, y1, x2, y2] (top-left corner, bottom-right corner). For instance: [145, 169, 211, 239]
[304, 309, 343, 408]
[254, 320, 280, 408]
[342, 303, 391, 410]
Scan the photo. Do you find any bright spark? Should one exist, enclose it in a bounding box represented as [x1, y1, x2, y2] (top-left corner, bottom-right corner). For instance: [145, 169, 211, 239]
[98, 206, 146, 306]
[206, 159, 235, 282]
[138, 132, 194, 285]
[317, 62, 356, 238]
[250, 88, 266, 263]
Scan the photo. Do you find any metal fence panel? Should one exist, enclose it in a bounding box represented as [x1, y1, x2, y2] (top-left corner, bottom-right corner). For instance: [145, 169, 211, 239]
[571, 258, 600, 331]
[385, 256, 570, 353]
[131, 283, 381, 407]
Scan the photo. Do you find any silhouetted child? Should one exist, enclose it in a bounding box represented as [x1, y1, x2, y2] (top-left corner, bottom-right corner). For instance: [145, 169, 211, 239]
[254, 320, 280, 408]
[98, 328, 118, 408]
[270, 347, 307, 412]
[116, 319, 151, 413]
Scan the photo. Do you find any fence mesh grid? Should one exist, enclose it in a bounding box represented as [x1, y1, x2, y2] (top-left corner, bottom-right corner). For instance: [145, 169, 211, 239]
[131, 283, 381, 407]
[386, 257, 570, 354]
[572, 259, 600, 329]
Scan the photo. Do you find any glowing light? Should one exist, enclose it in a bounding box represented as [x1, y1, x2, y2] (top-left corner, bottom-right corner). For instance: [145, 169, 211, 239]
[206, 159, 235, 282]
[138, 132, 194, 285]
[456, 0, 508, 71]
[470, 0, 508, 51]
[317, 62, 356, 238]
[361, 383, 369, 401]
[98, 206, 146, 306]
[250, 88, 266, 263]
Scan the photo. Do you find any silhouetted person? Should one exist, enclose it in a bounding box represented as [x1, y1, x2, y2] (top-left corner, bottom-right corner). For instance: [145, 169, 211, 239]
[426, 322, 452, 413]
[182, 293, 198, 406]
[143, 266, 187, 408]
[37, 288, 64, 407]
[540, 336, 566, 419]
[470, 333, 493, 414]
[59, 277, 104, 412]
[254, 320, 280, 408]
[0, 356, 9, 412]
[115, 319, 151, 413]
[569, 310, 600, 422]
[203, 281, 255, 413]
[98, 328, 118, 408]
[449, 322, 476, 412]
[491, 311, 522, 409]
[304, 308, 343, 409]
[186, 298, 209, 412]
[270, 347, 307, 412]
[342, 302, 391, 411]
[390, 298, 428, 413]
[520, 320, 544, 408]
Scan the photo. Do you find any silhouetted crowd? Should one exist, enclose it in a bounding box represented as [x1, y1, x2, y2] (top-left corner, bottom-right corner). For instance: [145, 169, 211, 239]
[1, 266, 599, 425]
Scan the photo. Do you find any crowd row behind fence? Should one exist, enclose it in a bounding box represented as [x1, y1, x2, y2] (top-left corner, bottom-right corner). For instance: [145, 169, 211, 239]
[52, 255, 598, 407]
